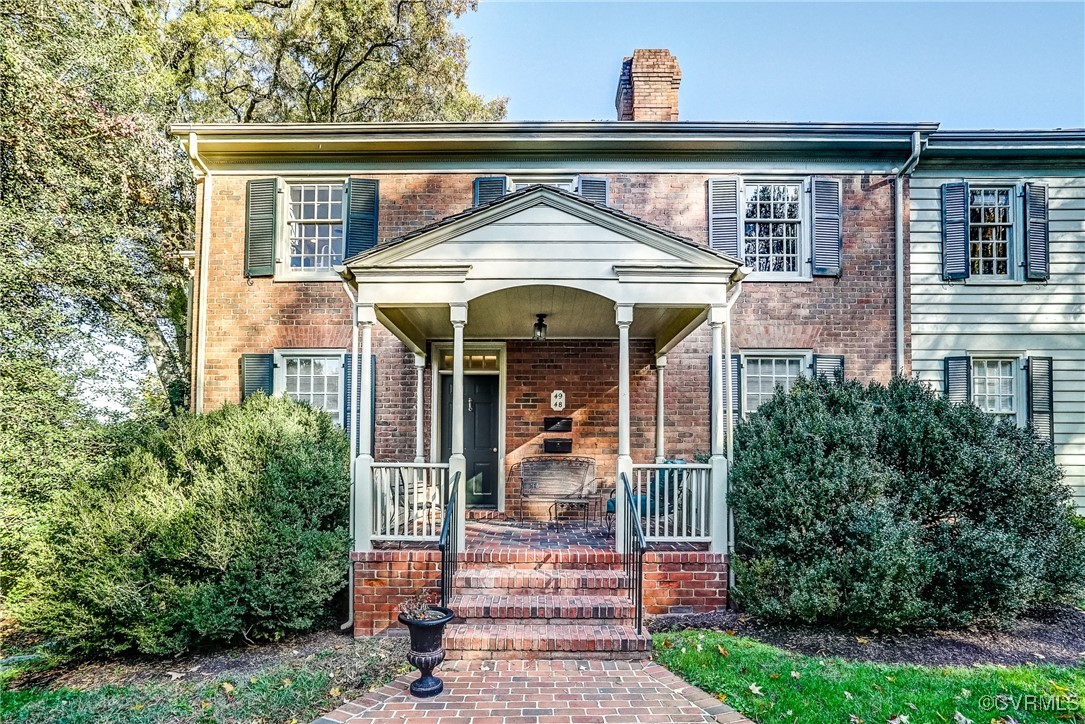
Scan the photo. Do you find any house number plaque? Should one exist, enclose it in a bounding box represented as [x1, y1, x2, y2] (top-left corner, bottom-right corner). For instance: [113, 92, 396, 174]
[550, 390, 566, 411]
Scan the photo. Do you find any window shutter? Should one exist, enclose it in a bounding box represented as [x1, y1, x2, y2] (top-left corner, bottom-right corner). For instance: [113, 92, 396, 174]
[730, 354, 743, 427]
[344, 178, 379, 259]
[473, 176, 508, 206]
[811, 177, 843, 276]
[575, 176, 609, 205]
[943, 355, 971, 403]
[342, 353, 376, 454]
[245, 179, 279, 277]
[1024, 183, 1050, 281]
[811, 354, 845, 382]
[241, 353, 274, 400]
[1027, 356, 1054, 441]
[707, 177, 742, 257]
[941, 182, 970, 281]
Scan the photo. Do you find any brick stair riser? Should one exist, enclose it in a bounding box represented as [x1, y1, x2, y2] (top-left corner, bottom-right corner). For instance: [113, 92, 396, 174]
[445, 649, 649, 661]
[457, 552, 624, 570]
[444, 624, 651, 661]
[450, 596, 635, 622]
[453, 577, 629, 594]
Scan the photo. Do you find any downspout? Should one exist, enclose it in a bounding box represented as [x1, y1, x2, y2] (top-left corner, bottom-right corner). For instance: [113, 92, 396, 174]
[339, 273, 359, 631]
[187, 133, 212, 413]
[894, 132, 923, 375]
[723, 273, 745, 606]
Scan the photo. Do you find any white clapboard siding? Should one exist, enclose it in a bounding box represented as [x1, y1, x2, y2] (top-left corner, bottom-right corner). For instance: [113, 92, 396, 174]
[910, 173, 1085, 510]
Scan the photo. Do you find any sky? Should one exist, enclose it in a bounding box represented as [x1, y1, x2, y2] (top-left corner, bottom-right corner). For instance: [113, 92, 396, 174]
[454, 1, 1085, 128]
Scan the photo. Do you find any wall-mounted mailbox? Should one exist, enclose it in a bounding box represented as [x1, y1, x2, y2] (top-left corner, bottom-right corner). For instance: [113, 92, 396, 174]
[543, 438, 573, 454]
[544, 417, 573, 432]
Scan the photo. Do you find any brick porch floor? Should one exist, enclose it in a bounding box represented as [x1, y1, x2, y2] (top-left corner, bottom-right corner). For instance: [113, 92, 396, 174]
[313, 659, 753, 723]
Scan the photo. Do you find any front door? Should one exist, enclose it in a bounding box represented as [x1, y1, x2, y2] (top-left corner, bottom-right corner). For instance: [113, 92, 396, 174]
[441, 375, 500, 507]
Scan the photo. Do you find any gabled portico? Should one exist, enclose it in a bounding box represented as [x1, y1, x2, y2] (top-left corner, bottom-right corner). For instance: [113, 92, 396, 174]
[339, 185, 745, 554]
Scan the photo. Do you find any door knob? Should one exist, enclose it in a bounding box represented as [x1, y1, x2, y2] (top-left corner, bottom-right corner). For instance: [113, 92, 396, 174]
[492, 448, 498, 453]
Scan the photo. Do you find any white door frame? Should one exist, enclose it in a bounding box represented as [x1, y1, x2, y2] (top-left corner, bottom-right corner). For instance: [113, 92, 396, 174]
[430, 341, 507, 512]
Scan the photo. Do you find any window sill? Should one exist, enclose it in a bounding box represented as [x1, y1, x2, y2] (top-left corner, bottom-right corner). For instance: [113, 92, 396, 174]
[273, 271, 343, 283]
[963, 278, 1026, 287]
[742, 274, 813, 283]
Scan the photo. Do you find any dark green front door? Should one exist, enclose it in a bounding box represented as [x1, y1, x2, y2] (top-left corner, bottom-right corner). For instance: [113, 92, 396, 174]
[441, 375, 500, 507]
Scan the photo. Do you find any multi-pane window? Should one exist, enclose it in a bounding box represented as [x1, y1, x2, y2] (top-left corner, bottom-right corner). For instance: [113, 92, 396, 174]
[745, 356, 804, 412]
[744, 183, 802, 274]
[972, 358, 1017, 423]
[288, 184, 344, 272]
[968, 187, 1013, 278]
[283, 356, 342, 425]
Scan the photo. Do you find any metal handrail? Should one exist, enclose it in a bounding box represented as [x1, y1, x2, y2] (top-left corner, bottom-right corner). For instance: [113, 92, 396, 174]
[437, 471, 461, 608]
[619, 472, 648, 634]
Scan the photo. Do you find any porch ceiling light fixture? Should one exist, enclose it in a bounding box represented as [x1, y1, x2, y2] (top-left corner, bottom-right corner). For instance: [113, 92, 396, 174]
[532, 313, 548, 342]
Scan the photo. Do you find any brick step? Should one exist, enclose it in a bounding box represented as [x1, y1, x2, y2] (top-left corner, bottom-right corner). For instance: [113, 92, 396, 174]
[453, 568, 628, 594]
[444, 622, 651, 660]
[449, 593, 635, 623]
[457, 549, 624, 570]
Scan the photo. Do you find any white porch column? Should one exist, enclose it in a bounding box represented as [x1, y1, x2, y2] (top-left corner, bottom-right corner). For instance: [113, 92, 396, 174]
[615, 303, 634, 554]
[449, 303, 468, 551]
[355, 304, 376, 552]
[654, 355, 667, 463]
[708, 305, 728, 553]
[413, 353, 426, 464]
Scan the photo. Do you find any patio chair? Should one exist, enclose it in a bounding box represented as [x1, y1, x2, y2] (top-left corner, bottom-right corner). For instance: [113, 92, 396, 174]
[605, 460, 687, 534]
[379, 468, 442, 536]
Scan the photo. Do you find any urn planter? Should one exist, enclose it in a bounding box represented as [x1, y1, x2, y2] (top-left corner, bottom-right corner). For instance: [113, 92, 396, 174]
[398, 606, 455, 698]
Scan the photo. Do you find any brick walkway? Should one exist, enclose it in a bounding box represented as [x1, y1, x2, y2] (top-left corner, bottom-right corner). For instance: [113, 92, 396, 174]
[314, 659, 752, 723]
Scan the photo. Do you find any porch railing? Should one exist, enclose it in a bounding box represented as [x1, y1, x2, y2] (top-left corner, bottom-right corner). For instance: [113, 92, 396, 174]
[630, 463, 713, 542]
[438, 472, 461, 607]
[371, 462, 450, 541]
[619, 472, 647, 635]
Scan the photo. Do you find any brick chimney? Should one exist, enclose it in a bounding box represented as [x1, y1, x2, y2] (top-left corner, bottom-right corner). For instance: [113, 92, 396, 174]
[615, 49, 682, 121]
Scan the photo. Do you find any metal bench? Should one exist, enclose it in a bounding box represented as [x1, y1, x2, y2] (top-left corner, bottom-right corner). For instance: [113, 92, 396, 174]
[518, 455, 605, 522]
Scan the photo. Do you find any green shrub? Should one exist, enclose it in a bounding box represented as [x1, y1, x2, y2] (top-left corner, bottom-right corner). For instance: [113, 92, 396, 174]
[7, 395, 350, 654]
[729, 375, 1085, 630]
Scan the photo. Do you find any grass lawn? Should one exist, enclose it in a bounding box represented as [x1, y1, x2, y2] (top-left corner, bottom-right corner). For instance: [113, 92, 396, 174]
[0, 633, 407, 723]
[654, 630, 1085, 723]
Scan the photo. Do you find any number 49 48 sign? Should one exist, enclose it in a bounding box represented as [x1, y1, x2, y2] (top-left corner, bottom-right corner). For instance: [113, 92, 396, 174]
[550, 390, 566, 411]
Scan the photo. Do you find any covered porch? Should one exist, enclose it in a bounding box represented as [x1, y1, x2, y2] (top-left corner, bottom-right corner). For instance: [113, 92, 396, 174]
[341, 185, 746, 555]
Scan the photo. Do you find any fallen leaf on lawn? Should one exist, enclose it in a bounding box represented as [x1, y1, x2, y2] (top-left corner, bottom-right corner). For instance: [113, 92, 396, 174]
[131, 705, 144, 711]
[749, 683, 763, 696]
[906, 702, 917, 711]
[329, 687, 342, 698]
[249, 678, 257, 684]
[725, 629, 737, 636]
[717, 644, 730, 657]
[791, 671, 801, 679]
[282, 678, 293, 687]
[202, 701, 212, 709]
[856, 637, 870, 645]
[953, 712, 973, 724]
[849, 715, 863, 724]
[872, 684, 883, 692]
[681, 647, 687, 653]
[960, 688, 971, 698]
[696, 643, 703, 651]
[661, 638, 674, 648]
[1050, 681, 1069, 694]
[844, 691, 854, 700]
[166, 671, 184, 681]
[715, 693, 728, 703]
[221, 682, 235, 694]
[888, 716, 909, 724]
[885, 676, 896, 682]
[770, 673, 780, 679]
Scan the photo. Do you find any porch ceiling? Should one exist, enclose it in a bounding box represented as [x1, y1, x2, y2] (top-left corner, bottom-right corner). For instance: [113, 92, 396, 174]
[379, 286, 706, 343]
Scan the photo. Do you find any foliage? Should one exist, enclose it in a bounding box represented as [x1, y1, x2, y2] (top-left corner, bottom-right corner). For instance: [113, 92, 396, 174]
[0, 635, 407, 723]
[729, 375, 1085, 629]
[7, 395, 350, 655]
[654, 630, 1085, 724]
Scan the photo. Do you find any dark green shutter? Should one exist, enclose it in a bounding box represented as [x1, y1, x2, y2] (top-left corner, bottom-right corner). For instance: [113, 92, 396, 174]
[245, 179, 278, 277]
[941, 182, 970, 281]
[811, 177, 843, 276]
[811, 354, 845, 381]
[708, 177, 741, 257]
[344, 178, 378, 259]
[1027, 356, 1054, 441]
[1024, 183, 1050, 281]
[241, 353, 274, 399]
[944, 356, 971, 403]
[473, 177, 508, 206]
[576, 176, 609, 205]
[342, 353, 376, 455]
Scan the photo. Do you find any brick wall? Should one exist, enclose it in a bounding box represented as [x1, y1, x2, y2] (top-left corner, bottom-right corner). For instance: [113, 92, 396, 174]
[353, 550, 441, 636]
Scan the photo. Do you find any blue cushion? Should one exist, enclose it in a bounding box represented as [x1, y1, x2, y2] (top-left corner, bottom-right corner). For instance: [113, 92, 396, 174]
[605, 496, 656, 515]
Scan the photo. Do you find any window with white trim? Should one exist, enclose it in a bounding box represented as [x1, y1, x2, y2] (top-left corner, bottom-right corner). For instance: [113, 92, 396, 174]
[971, 358, 1018, 424]
[286, 183, 344, 273]
[968, 187, 1014, 279]
[275, 352, 344, 426]
[744, 182, 803, 275]
[744, 355, 806, 412]
[509, 174, 575, 192]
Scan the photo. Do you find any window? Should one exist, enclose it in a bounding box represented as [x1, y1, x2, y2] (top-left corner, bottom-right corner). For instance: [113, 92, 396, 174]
[278, 353, 343, 426]
[968, 187, 1013, 278]
[509, 174, 575, 192]
[971, 358, 1018, 424]
[287, 183, 344, 273]
[744, 183, 803, 274]
[744, 356, 805, 412]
